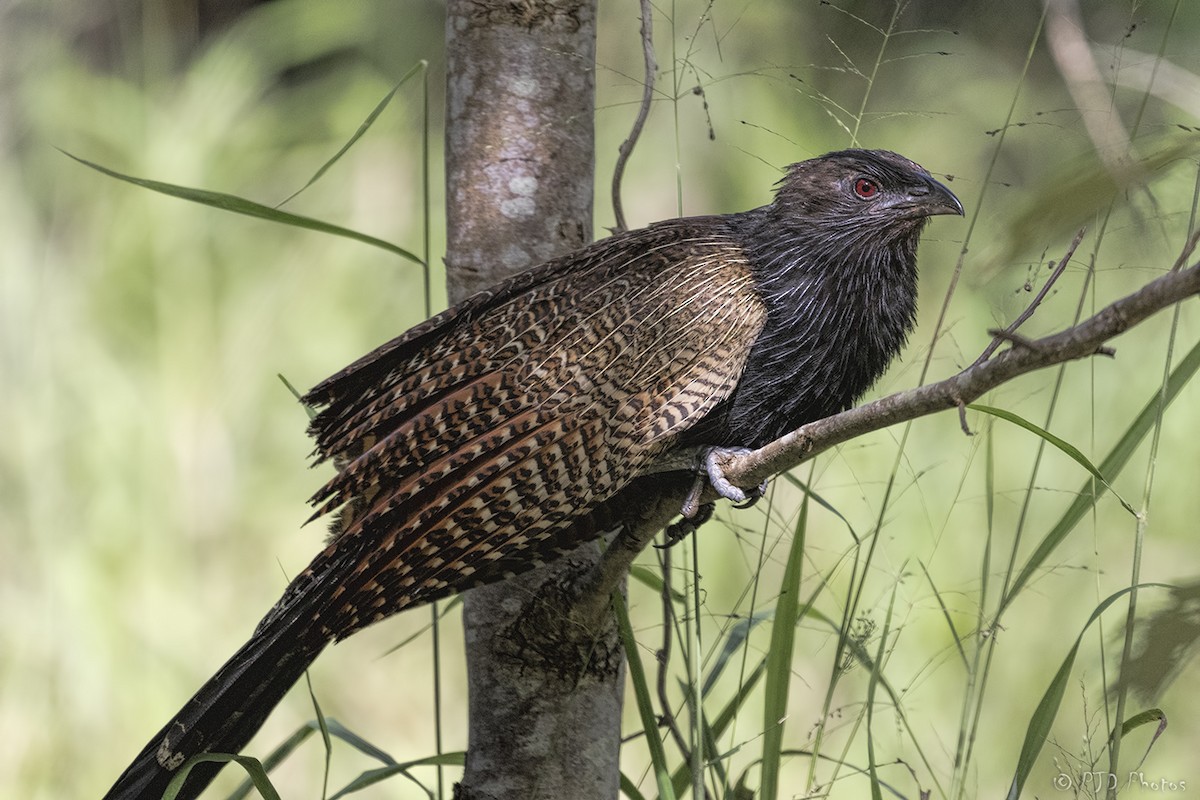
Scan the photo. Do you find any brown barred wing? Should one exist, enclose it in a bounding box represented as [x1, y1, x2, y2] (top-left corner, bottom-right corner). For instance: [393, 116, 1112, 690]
[294, 221, 767, 640]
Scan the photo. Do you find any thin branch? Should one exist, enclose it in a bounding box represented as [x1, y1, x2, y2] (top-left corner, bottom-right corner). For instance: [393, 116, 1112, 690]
[611, 0, 657, 233]
[974, 228, 1086, 366]
[1170, 227, 1200, 272]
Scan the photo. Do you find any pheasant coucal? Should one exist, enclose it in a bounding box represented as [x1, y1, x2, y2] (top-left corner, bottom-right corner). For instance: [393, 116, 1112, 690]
[104, 148, 962, 799]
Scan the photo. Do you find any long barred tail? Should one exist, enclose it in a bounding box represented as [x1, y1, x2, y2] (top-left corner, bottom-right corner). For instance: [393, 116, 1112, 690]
[102, 609, 327, 800]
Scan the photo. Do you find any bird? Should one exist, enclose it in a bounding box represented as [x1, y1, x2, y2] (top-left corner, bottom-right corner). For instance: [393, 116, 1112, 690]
[102, 148, 962, 799]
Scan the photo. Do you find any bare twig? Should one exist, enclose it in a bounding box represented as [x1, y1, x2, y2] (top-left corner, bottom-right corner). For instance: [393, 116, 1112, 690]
[611, 0, 657, 233]
[1171, 227, 1200, 272]
[956, 400, 971, 435]
[985, 328, 1051, 353]
[974, 228, 1086, 365]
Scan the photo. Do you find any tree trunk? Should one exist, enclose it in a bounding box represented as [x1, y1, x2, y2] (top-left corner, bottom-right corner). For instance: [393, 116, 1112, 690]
[444, 0, 596, 300]
[443, 2, 621, 798]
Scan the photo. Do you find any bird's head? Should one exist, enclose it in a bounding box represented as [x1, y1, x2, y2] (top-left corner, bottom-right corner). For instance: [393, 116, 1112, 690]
[771, 149, 963, 239]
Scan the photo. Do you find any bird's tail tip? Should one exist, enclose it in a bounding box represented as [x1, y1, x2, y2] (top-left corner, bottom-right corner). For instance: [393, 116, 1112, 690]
[102, 616, 324, 800]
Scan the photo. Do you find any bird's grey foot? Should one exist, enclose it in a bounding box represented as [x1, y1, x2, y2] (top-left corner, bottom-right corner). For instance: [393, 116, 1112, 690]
[677, 447, 768, 525]
[703, 447, 768, 508]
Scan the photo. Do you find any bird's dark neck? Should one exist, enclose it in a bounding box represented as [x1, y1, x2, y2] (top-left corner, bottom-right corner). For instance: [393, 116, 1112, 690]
[699, 206, 923, 449]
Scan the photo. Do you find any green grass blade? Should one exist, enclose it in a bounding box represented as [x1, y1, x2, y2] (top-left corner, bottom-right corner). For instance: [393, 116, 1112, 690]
[759, 492, 809, 800]
[800, 604, 945, 797]
[710, 660, 767, 743]
[226, 726, 316, 800]
[668, 677, 735, 797]
[321, 718, 397, 765]
[1118, 707, 1167, 740]
[331, 766, 430, 799]
[866, 582, 899, 800]
[1114, 708, 1167, 774]
[702, 610, 772, 695]
[328, 752, 463, 799]
[1006, 584, 1170, 800]
[277, 373, 317, 419]
[61, 150, 425, 266]
[306, 673, 333, 799]
[630, 564, 687, 603]
[737, 748, 910, 798]
[168, 754, 281, 800]
[381, 596, 461, 656]
[969, 404, 1134, 514]
[614, 592, 677, 800]
[669, 658, 770, 794]
[279, 61, 428, 207]
[227, 716, 398, 800]
[917, 559, 968, 670]
[1002, 338, 1200, 611]
[620, 772, 650, 800]
[779, 472, 859, 541]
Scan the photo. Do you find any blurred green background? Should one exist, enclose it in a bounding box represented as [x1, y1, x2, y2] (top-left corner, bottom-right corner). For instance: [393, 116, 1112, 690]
[3, 0, 1200, 797]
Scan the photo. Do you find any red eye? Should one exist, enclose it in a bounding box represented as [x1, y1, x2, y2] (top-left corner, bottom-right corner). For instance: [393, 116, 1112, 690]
[854, 178, 879, 199]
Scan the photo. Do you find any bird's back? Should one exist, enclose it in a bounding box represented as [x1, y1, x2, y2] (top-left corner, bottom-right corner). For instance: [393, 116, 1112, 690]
[275, 217, 768, 640]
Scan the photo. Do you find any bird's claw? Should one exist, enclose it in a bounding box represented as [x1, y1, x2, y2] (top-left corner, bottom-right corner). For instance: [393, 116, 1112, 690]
[658, 502, 714, 548]
[731, 480, 769, 509]
[677, 447, 769, 522]
[704, 447, 768, 508]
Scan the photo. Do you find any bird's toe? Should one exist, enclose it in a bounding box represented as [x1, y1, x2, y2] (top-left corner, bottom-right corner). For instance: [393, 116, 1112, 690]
[702, 447, 763, 505]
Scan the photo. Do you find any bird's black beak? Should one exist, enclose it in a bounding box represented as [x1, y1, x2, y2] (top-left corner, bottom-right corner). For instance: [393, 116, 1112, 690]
[910, 176, 964, 217]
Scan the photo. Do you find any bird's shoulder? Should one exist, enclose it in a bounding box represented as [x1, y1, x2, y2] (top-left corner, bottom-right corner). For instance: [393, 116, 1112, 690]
[291, 216, 768, 619]
[302, 215, 764, 447]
